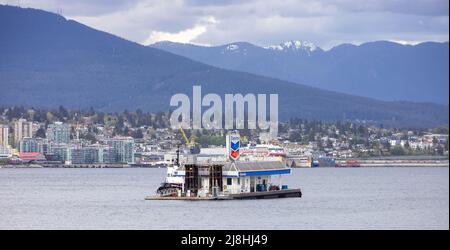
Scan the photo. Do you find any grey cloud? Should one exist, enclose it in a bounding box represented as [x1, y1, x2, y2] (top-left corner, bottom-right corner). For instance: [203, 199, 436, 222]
[1, 0, 448, 49]
[184, 0, 247, 7]
[8, 0, 139, 16]
[330, 0, 449, 16]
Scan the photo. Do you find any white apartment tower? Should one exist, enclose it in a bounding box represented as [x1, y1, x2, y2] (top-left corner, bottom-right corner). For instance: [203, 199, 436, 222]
[46, 122, 71, 144]
[0, 124, 9, 148]
[14, 119, 33, 144]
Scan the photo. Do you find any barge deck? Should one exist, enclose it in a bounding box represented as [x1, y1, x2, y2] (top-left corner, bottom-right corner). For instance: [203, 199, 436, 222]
[145, 188, 302, 201]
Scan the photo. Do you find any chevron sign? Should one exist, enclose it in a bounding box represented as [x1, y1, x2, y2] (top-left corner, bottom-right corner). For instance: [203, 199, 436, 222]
[229, 134, 240, 161]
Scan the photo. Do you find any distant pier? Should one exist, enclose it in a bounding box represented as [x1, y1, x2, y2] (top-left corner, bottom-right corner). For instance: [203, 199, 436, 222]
[342, 156, 449, 168]
[0, 164, 131, 169]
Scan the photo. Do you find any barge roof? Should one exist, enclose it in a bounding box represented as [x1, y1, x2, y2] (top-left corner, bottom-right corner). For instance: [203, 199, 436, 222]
[181, 161, 288, 172]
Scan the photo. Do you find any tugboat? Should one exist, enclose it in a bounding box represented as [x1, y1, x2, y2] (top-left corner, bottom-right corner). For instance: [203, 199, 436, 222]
[156, 183, 182, 197]
[155, 145, 184, 197]
[155, 128, 199, 197]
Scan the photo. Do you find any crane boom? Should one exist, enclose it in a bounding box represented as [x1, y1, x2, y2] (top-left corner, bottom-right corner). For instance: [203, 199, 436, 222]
[179, 127, 191, 146]
[179, 127, 200, 154]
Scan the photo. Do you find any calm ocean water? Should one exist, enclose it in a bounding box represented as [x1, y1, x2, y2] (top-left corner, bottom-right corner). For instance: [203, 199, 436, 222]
[0, 167, 448, 230]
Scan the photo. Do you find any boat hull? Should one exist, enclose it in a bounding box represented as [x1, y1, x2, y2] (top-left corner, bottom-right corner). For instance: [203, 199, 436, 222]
[145, 189, 302, 201]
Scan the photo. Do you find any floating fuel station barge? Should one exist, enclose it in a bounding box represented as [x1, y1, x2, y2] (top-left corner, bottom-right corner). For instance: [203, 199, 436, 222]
[145, 132, 302, 200]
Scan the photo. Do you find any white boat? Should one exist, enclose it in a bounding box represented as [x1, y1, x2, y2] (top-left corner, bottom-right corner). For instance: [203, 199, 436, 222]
[156, 149, 184, 196]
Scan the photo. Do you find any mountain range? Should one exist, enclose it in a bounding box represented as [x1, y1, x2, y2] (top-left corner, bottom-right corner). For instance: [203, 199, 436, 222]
[0, 5, 448, 128]
[151, 40, 449, 104]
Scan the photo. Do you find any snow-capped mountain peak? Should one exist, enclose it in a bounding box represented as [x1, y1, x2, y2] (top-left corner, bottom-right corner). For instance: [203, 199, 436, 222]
[264, 40, 317, 54]
[226, 44, 240, 51]
[221, 43, 250, 55]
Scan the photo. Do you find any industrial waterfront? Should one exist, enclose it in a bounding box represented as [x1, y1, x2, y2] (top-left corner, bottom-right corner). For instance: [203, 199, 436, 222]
[0, 167, 448, 230]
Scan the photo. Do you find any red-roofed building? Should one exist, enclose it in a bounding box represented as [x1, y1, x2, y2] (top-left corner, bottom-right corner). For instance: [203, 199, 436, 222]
[18, 152, 46, 162]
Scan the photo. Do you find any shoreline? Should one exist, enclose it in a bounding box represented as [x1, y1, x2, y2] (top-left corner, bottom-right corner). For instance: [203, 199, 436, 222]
[1, 156, 448, 169]
[0, 164, 448, 169]
[336, 157, 449, 168]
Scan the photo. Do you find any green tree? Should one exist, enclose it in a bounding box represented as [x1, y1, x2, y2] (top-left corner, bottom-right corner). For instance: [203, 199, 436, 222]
[289, 131, 302, 142]
[434, 126, 449, 134]
[35, 127, 46, 138]
[132, 129, 144, 139]
[81, 132, 97, 143]
[58, 106, 69, 120]
[391, 145, 406, 156]
[326, 139, 333, 148]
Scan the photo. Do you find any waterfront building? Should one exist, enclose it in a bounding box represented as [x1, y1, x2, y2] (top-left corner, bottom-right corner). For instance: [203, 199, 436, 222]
[105, 137, 135, 164]
[0, 146, 12, 158]
[18, 137, 39, 153]
[46, 122, 70, 144]
[99, 146, 119, 164]
[18, 138, 50, 154]
[14, 119, 33, 145]
[69, 144, 118, 164]
[71, 147, 100, 164]
[0, 124, 9, 148]
[50, 144, 73, 163]
[18, 152, 46, 162]
[38, 139, 51, 155]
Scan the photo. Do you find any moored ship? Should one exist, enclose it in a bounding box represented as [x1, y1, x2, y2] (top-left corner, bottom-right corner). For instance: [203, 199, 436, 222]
[147, 132, 302, 200]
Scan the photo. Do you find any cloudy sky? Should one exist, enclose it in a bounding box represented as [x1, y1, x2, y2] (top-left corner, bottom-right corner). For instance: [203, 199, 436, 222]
[1, 0, 449, 49]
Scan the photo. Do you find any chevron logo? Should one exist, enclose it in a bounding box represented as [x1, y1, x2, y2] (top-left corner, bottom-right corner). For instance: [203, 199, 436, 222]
[230, 150, 240, 159]
[229, 134, 240, 161]
[230, 141, 240, 151]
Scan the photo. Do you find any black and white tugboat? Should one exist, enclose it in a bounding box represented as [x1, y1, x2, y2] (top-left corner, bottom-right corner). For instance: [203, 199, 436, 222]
[155, 145, 184, 197]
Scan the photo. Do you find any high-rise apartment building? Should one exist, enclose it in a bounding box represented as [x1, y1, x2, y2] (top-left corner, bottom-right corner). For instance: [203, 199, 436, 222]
[14, 119, 33, 145]
[46, 122, 70, 144]
[105, 137, 135, 164]
[0, 124, 9, 148]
